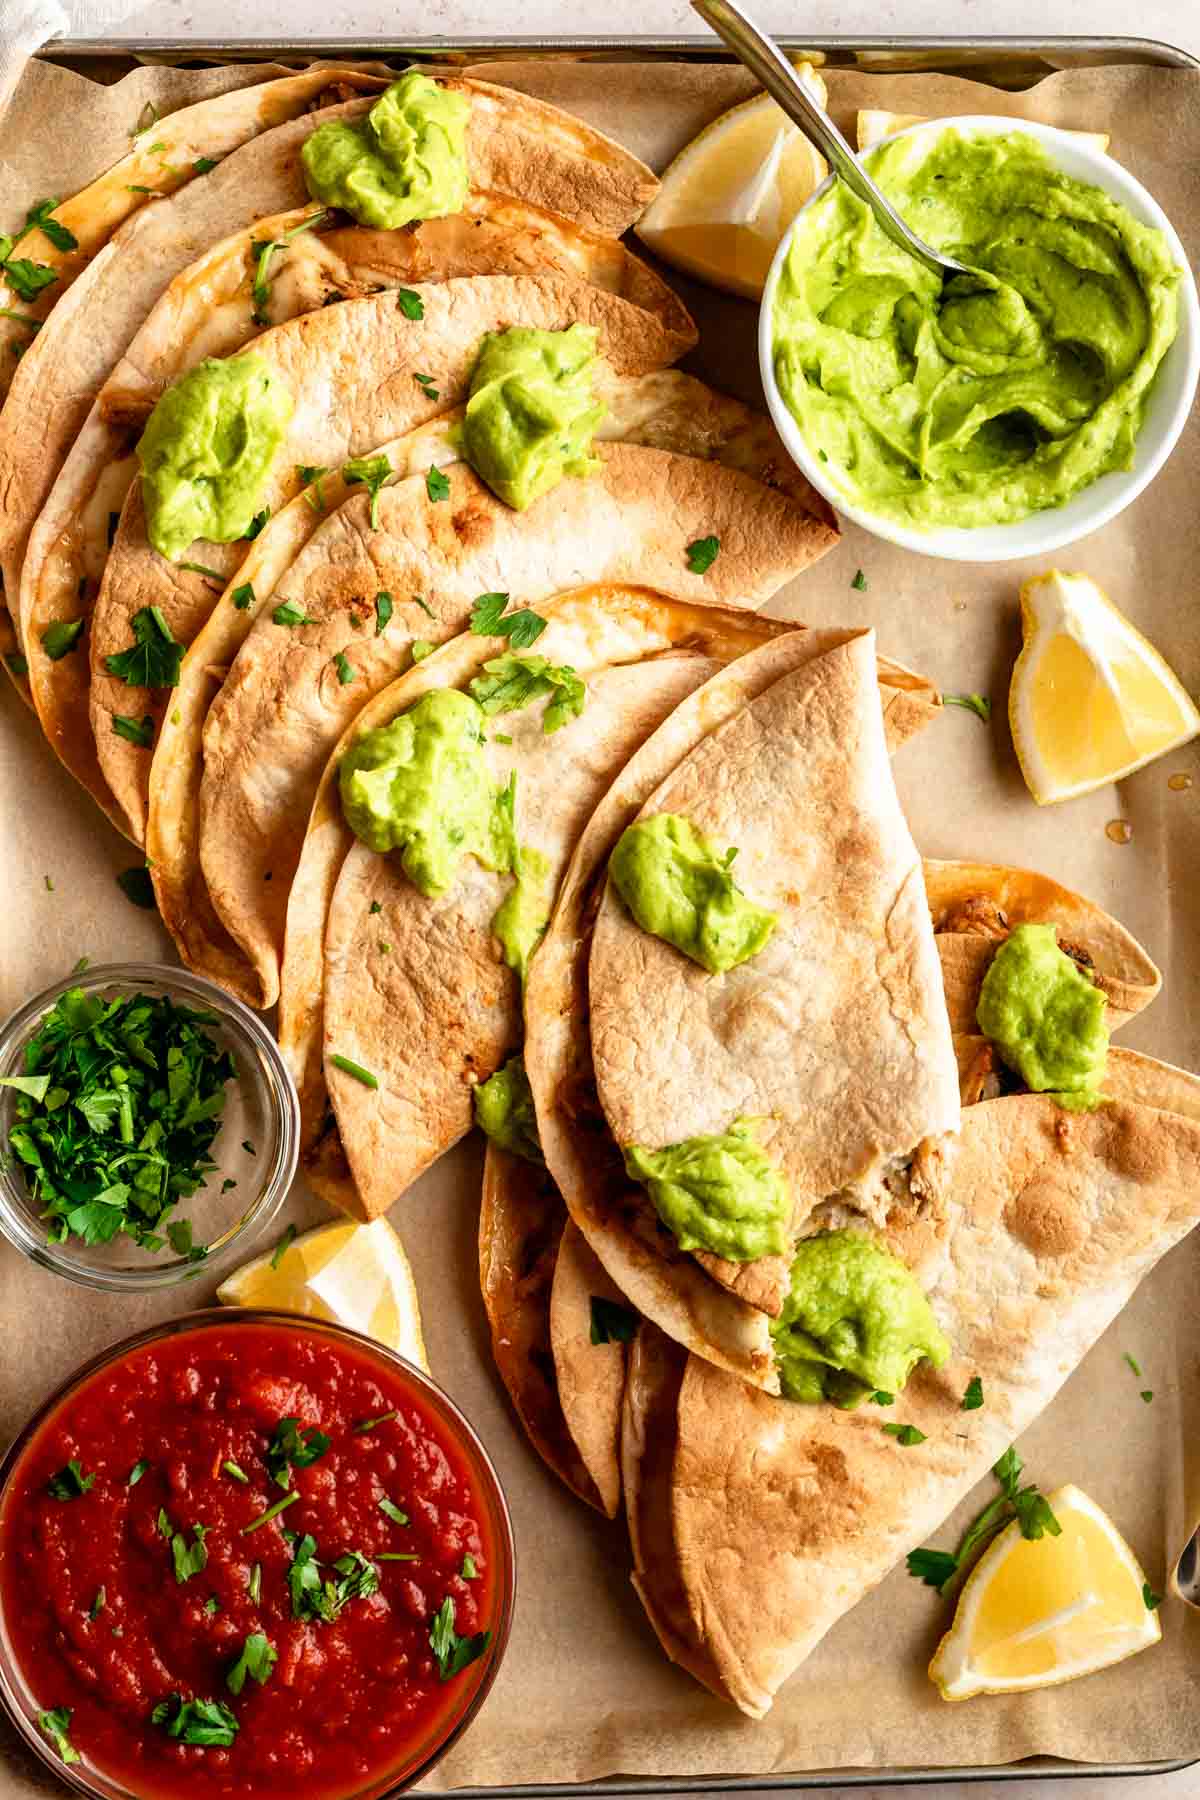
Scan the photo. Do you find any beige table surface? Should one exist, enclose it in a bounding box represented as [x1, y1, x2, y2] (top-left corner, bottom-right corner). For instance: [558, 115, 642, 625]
[18, 1, 1200, 1795]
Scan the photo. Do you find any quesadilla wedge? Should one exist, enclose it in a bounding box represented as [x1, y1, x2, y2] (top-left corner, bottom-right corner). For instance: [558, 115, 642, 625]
[524, 629, 942, 1391]
[0, 66, 387, 695]
[551, 1218, 631, 1520]
[206, 441, 838, 1016]
[640, 1065, 1200, 1717]
[90, 272, 695, 842]
[927, 859, 1161, 1030]
[2, 70, 659, 696]
[148, 372, 833, 1003]
[22, 209, 692, 831]
[588, 632, 960, 1318]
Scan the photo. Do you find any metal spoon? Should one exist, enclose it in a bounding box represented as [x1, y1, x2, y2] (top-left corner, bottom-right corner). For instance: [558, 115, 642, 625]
[690, 0, 972, 282]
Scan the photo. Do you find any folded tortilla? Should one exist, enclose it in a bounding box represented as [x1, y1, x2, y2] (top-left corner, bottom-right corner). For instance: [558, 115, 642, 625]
[1, 70, 658, 697]
[204, 442, 837, 1020]
[524, 630, 941, 1392]
[589, 633, 961, 1317]
[149, 373, 834, 1004]
[0, 69, 387, 694]
[635, 1062, 1200, 1717]
[89, 272, 695, 843]
[927, 859, 1161, 1030]
[23, 207, 692, 833]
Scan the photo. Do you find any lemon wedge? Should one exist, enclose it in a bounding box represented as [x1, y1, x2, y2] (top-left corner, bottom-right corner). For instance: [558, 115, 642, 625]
[1009, 570, 1200, 804]
[217, 1218, 430, 1371]
[929, 1484, 1161, 1699]
[856, 110, 1110, 155]
[634, 65, 828, 298]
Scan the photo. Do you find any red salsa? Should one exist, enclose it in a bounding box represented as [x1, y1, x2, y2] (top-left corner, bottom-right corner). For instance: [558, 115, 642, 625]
[0, 1319, 506, 1798]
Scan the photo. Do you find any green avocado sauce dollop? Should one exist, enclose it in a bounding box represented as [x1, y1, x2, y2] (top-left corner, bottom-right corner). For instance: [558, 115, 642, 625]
[137, 355, 292, 563]
[772, 129, 1181, 529]
[461, 324, 606, 511]
[302, 71, 471, 230]
[609, 813, 777, 975]
[771, 1230, 950, 1408]
[976, 921, 1108, 1101]
[473, 1054, 543, 1164]
[623, 1117, 790, 1263]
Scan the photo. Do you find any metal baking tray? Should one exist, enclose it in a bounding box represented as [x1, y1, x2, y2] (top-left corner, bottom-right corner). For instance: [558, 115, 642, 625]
[25, 28, 1199, 1794]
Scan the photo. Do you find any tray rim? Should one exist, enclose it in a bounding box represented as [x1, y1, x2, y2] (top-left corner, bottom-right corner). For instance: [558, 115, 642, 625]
[10, 26, 1199, 1796]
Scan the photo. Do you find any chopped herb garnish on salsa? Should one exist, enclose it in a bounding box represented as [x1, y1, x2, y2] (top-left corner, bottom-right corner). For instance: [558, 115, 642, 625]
[127, 1459, 150, 1486]
[288, 1535, 380, 1623]
[47, 1460, 95, 1500]
[378, 1496, 409, 1526]
[151, 1694, 239, 1748]
[241, 1491, 300, 1534]
[3, 985, 235, 1254]
[353, 1410, 397, 1435]
[171, 1524, 209, 1583]
[429, 1596, 491, 1682]
[265, 1417, 331, 1490]
[37, 1707, 79, 1763]
[225, 1632, 277, 1695]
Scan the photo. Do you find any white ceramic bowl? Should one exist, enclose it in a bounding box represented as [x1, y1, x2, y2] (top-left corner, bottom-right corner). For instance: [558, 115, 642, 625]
[758, 116, 1200, 563]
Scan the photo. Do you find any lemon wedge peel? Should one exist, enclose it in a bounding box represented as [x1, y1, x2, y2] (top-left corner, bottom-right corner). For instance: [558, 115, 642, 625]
[929, 1483, 1161, 1701]
[1009, 570, 1200, 805]
[634, 65, 828, 300]
[216, 1217, 430, 1372]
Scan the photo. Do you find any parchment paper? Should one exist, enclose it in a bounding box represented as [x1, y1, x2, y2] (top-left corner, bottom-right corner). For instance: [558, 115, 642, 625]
[2, 53, 1199, 1793]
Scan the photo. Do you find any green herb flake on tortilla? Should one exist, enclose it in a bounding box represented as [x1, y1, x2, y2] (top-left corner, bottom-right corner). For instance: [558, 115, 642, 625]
[624, 1117, 790, 1263]
[461, 324, 606, 511]
[609, 813, 776, 975]
[302, 73, 471, 231]
[469, 653, 585, 734]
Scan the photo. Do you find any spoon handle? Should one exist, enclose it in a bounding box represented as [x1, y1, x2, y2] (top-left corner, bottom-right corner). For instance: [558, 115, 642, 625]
[689, 0, 947, 279]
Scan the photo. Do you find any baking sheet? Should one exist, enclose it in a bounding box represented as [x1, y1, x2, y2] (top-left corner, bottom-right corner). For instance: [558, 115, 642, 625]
[2, 48, 1200, 1794]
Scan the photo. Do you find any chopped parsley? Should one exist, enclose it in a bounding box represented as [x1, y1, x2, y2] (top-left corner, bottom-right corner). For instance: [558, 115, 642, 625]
[869, 1390, 895, 1406]
[3, 984, 234, 1253]
[0, 310, 39, 334]
[241, 1491, 299, 1534]
[344, 453, 391, 528]
[1125, 1352, 1143, 1377]
[270, 1223, 296, 1270]
[412, 594, 435, 618]
[1141, 1389, 1154, 1404]
[378, 1496, 409, 1527]
[89, 1587, 106, 1619]
[429, 1596, 491, 1682]
[412, 639, 434, 662]
[243, 506, 269, 539]
[250, 209, 326, 326]
[374, 590, 394, 635]
[204, 1596, 221, 1615]
[112, 713, 154, 748]
[589, 1296, 637, 1345]
[41, 617, 85, 661]
[469, 653, 585, 734]
[231, 582, 255, 611]
[396, 288, 425, 319]
[37, 1708, 79, 1764]
[171, 1523, 209, 1583]
[266, 1416, 331, 1490]
[333, 649, 356, 685]
[426, 464, 451, 503]
[194, 156, 218, 175]
[4, 651, 28, 677]
[298, 464, 330, 511]
[116, 866, 156, 909]
[685, 535, 720, 575]
[178, 561, 224, 582]
[0, 201, 76, 307]
[248, 1562, 262, 1603]
[882, 1422, 926, 1446]
[1143, 1582, 1162, 1611]
[127, 1459, 150, 1486]
[462, 1553, 478, 1580]
[226, 1632, 277, 1695]
[414, 371, 440, 401]
[353, 1410, 397, 1435]
[47, 1460, 95, 1500]
[943, 692, 992, 724]
[329, 1053, 379, 1089]
[103, 605, 182, 688]
[907, 1445, 1061, 1594]
[222, 1460, 249, 1484]
[151, 1694, 239, 1748]
[288, 1535, 380, 1623]
[468, 592, 546, 649]
[850, 568, 868, 591]
[272, 600, 311, 628]
[961, 1375, 984, 1411]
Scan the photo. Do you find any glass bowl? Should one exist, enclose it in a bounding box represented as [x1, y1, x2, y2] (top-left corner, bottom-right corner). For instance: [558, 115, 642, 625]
[0, 964, 298, 1291]
[759, 116, 1200, 564]
[0, 1308, 516, 1800]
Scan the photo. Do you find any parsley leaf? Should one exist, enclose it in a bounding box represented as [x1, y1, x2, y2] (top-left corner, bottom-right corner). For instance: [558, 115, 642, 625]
[152, 1695, 238, 1748]
[226, 1632, 277, 1695]
[47, 1459, 95, 1500]
[265, 1416, 331, 1490]
[194, 156, 218, 175]
[89, 1587, 106, 1619]
[850, 568, 868, 591]
[41, 617, 85, 660]
[270, 1223, 296, 1270]
[4, 651, 28, 677]
[379, 1495, 409, 1526]
[905, 1548, 959, 1591]
[943, 692, 992, 723]
[462, 1553, 478, 1580]
[882, 1422, 926, 1446]
[469, 653, 585, 734]
[329, 1053, 378, 1089]
[396, 288, 425, 319]
[1143, 1582, 1162, 1611]
[961, 1375, 984, 1411]
[103, 605, 182, 688]
[1124, 1352, 1143, 1377]
[1012, 1488, 1062, 1541]
[272, 601, 311, 628]
[231, 583, 255, 611]
[429, 1596, 491, 1682]
[468, 592, 546, 649]
[589, 1296, 637, 1345]
[869, 1390, 895, 1406]
[412, 639, 434, 662]
[288, 1535, 380, 1623]
[333, 649, 356, 686]
[298, 464, 330, 511]
[112, 713, 154, 748]
[4, 259, 58, 302]
[243, 506, 269, 540]
[37, 1708, 79, 1764]
[171, 1524, 209, 1583]
[374, 590, 393, 636]
[344, 453, 392, 528]
[685, 535, 720, 575]
[426, 464, 450, 503]
[906, 1445, 1061, 1598]
[414, 371, 440, 401]
[127, 1459, 150, 1486]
